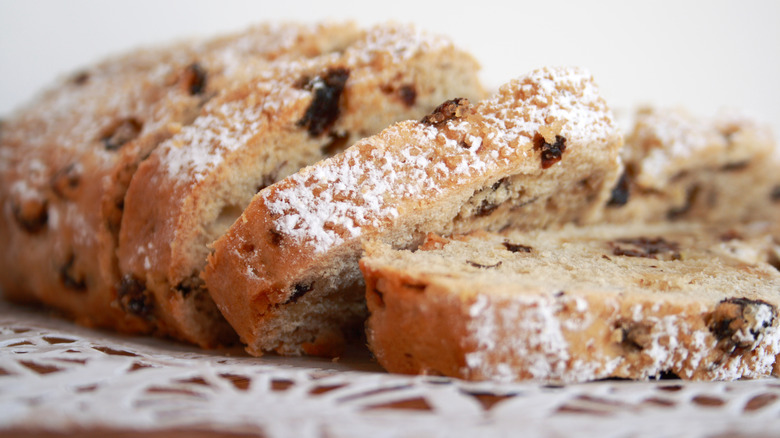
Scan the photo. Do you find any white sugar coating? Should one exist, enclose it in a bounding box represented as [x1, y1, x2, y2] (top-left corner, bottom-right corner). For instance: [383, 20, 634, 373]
[266, 66, 616, 253]
[459, 292, 780, 382]
[162, 82, 289, 181]
[342, 23, 453, 66]
[157, 22, 461, 185]
[628, 107, 776, 189]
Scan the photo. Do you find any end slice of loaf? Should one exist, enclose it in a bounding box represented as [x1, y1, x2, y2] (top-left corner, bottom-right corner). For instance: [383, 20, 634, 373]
[604, 107, 778, 224]
[204, 66, 623, 356]
[0, 22, 361, 336]
[116, 23, 484, 347]
[361, 223, 780, 382]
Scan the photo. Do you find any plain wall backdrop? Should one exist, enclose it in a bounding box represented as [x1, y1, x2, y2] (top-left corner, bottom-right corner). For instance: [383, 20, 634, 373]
[1, 0, 779, 135]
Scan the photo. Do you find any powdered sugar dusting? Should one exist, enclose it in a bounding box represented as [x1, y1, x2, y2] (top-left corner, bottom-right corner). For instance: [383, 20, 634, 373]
[265, 66, 616, 253]
[627, 108, 775, 189]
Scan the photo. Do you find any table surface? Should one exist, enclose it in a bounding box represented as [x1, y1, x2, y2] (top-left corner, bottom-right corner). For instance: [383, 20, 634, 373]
[2, 299, 780, 438]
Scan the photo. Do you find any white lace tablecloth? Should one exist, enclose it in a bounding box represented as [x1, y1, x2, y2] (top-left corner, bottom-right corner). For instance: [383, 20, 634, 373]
[2, 299, 780, 437]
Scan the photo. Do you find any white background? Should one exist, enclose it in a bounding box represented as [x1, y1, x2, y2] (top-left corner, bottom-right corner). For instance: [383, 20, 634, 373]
[1, 0, 779, 135]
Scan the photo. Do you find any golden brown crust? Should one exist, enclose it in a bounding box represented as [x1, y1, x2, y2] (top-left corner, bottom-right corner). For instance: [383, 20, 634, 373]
[0, 22, 371, 343]
[362, 222, 780, 382]
[604, 107, 778, 224]
[117, 23, 484, 347]
[204, 66, 622, 356]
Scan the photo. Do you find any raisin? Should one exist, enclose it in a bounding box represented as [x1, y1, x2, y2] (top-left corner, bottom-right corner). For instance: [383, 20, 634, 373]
[183, 62, 207, 95]
[654, 370, 681, 380]
[117, 275, 153, 319]
[533, 133, 567, 169]
[269, 229, 283, 246]
[420, 98, 471, 126]
[502, 242, 532, 253]
[721, 161, 749, 171]
[286, 282, 313, 304]
[71, 71, 90, 86]
[466, 260, 502, 269]
[102, 118, 143, 151]
[176, 276, 205, 299]
[474, 200, 499, 217]
[59, 253, 86, 292]
[51, 163, 81, 200]
[707, 297, 776, 352]
[611, 237, 680, 260]
[617, 321, 652, 352]
[12, 198, 48, 234]
[719, 229, 742, 242]
[666, 185, 700, 220]
[607, 171, 630, 207]
[297, 67, 350, 137]
[771, 185, 780, 202]
[398, 85, 417, 107]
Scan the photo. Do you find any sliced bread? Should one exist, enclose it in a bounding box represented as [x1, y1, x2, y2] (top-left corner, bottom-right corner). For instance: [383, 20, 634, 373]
[204, 66, 623, 356]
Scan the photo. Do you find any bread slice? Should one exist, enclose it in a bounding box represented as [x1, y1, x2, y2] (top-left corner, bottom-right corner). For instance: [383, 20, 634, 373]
[0, 22, 362, 337]
[116, 24, 484, 347]
[204, 66, 623, 356]
[361, 222, 780, 382]
[604, 107, 778, 224]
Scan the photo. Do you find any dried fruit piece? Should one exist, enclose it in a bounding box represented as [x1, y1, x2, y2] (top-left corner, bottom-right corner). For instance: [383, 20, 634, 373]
[297, 68, 350, 137]
[59, 253, 86, 291]
[607, 171, 630, 207]
[617, 321, 653, 351]
[707, 297, 776, 352]
[466, 260, 502, 269]
[117, 275, 153, 319]
[420, 98, 471, 126]
[611, 237, 681, 261]
[502, 242, 532, 253]
[534, 133, 567, 169]
[176, 275, 205, 298]
[398, 85, 417, 107]
[666, 185, 701, 220]
[102, 118, 143, 151]
[286, 282, 313, 304]
[182, 62, 207, 95]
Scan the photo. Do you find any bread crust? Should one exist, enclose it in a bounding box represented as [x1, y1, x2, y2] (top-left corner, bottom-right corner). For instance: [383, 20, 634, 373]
[204, 66, 623, 356]
[604, 107, 778, 224]
[362, 223, 780, 382]
[116, 24, 484, 347]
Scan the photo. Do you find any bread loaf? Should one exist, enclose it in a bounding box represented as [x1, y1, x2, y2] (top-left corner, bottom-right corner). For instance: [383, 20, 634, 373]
[204, 66, 623, 356]
[0, 23, 483, 347]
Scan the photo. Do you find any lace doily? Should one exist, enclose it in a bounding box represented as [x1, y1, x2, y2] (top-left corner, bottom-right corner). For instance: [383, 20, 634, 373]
[2, 299, 780, 437]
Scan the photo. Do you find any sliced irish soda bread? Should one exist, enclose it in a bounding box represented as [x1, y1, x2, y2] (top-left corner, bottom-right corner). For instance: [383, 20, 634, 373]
[0, 22, 361, 337]
[361, 223, 780, 382]
[116, 24, 484, 347]
[204, 66, 623, 356]
[604, 107, 778, 223]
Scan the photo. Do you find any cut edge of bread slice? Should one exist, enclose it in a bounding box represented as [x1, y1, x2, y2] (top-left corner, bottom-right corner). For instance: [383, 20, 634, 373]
[204, 66, 623, 356]
[116, 23, 485, 347]
[361, 222, 780, 382]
